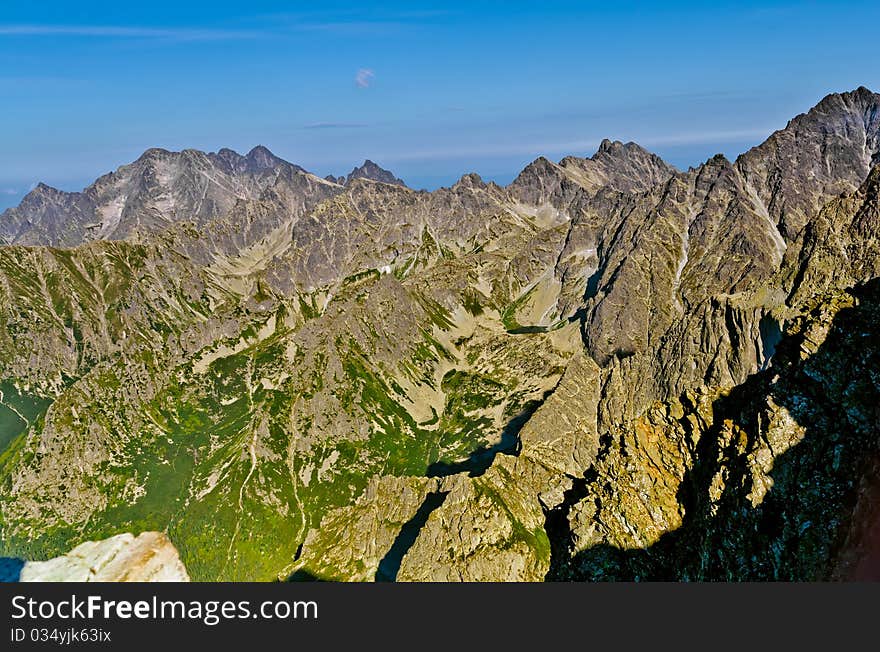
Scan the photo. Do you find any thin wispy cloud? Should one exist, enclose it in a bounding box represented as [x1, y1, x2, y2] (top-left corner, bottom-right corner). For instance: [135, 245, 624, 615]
[303, 122, 368, 130]
[744, 4, 799, 19]
[380, 128, 776, 162]
[0, 9, 443, 43]
[294, 21, 404, 35]
[0, 24, 261, 41]
[0, 188, 19, 196]
[639, 128, 775, 148]
[0, 75, 89, 85]
[253, 7, 449, 33]
[355, 69, 375, 88]
[394, 9, 456, 19]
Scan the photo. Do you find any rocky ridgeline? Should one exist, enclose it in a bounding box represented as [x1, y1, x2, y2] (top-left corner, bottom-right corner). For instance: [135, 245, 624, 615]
[0, 88, 878, 581]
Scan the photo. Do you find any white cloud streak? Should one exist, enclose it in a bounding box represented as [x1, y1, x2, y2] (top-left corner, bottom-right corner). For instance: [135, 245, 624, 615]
[378, 128, 776, 162]
[0, 19, 416, 41]
[0, 24, 260, 41]
[355, 68, 375, 88]
[303, 122, 368, 129]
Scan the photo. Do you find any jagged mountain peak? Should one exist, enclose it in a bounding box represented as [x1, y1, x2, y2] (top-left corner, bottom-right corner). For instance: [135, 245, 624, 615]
[742, 86, 879, 155]
[136, 147, 174, 161]
[507, 156, 560, 188]
[451, 172, 486, 190]
[704, 152, 733, 167]
[245, 144, 287, 170]
[342, 159, 407, 187]
[0, 144, 320, 247]
[735, 86, 880, 238]
[587, 138, 673, 169]
[16, 182, 80, 210]
[811, 85, 879, 113]
[772, 86, 880, 147]
[509, 139, 675, 204]
[125, 144, 300, 177]
[26, 182, 63, 196]
[207, 145, 302, 175]
[593, 138, 648, 157]
[522, 155, 559, 172]
[597, 137, 617, 153]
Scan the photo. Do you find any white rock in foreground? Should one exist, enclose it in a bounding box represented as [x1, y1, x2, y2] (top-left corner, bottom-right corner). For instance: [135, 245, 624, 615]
[20, 532, 190, 582]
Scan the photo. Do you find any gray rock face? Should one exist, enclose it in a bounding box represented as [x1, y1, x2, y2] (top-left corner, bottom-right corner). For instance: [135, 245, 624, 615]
[19, 532, 189, 582]
[210, 145, 299, 175]
[0, 146, 334, 248]
[509, 139, 677, 206]
[736, 86, 880, 239]
[340, 160, 407, 187]
[1, 88, 879, 582]
[0, 183, 96, 247]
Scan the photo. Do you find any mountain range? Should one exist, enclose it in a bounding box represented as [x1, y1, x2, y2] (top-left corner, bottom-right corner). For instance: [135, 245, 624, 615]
[1, 87, 879, 581]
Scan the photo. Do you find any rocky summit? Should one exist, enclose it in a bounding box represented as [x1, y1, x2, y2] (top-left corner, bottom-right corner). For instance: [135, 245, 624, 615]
[1, 88, 879, 581]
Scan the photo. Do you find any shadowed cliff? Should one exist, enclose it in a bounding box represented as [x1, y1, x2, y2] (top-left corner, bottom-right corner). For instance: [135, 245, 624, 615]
[547, 278, 880, 581]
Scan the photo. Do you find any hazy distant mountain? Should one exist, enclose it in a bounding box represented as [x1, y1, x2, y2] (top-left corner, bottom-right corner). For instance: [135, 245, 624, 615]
[326, 159, 407, 187]
[0, 145, 332, 247]
[1, 88, 879, 581]
[509, 138, 678, 204]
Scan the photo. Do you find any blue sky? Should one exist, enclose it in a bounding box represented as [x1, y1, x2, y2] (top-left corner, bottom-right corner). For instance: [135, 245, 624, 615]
[1, 1, 879, 208]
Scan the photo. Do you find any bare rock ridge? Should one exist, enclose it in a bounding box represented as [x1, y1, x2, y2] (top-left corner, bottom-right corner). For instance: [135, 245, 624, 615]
[0, 87, 878, 582]
[509, 138, 678, 205]
[327, 159, 407, 187]
[0, 145, 328, 247]
[17, 532, 189, 582]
